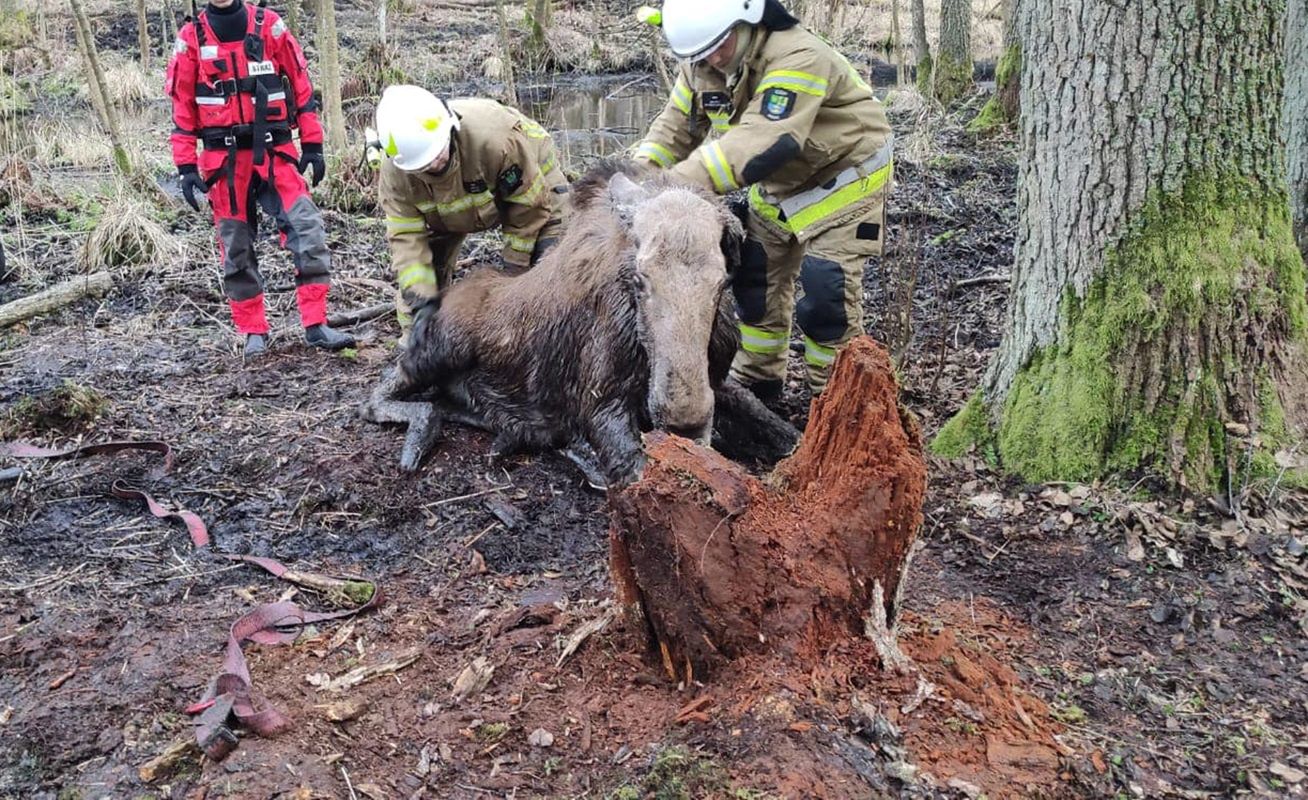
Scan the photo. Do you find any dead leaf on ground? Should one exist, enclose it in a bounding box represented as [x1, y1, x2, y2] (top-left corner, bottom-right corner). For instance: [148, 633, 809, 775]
[1124, 530, 1145, 562]
[1271, 761, 1307, 784]
[451, 656, 495, 700]
[319, 696, 369, 722]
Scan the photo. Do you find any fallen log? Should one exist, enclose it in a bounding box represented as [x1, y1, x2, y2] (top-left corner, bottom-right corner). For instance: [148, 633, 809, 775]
[328, 301, 392, 328]
[0, 271, 113, 328]
[609, 337, 927, 681]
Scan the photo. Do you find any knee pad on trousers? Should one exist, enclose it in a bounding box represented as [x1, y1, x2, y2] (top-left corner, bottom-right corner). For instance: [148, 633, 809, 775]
[731, 237, 769, 324]
[795, 254, 847, 342]
[283, 195, 331, 280]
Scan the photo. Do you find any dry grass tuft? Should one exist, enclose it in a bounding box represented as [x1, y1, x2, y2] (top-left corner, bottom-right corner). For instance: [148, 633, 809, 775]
[82, 189, 179, 273]
[91, 58, 155, 110]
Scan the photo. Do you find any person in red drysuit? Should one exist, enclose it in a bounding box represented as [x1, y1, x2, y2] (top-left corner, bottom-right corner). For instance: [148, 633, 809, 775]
[165, 0, 354, 356]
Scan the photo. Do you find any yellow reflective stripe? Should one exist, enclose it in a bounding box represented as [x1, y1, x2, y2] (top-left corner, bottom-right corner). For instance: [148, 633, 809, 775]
[786, 161, 892, 233]
[803, 336, 837, 366]
[396, 309, 413, 326]
[739, 323, 787, 354]
[541, 154, 557, 174]
[707, 112, 731, 132]
[758, 69, 828, 97]
[415, 200, 439, 213]
[386, 215, 425, 234]
[435, 191, 494, 215]
[520, 119, 549, 139]
[507, 172, 544, 205]
[397, 263, 437, 290]
[748, 185, 787, 230]
[637, 141, 676, 168]
[701, 142, 738, 193]
[502, 232, 536, 252]
[671, 80, 692, 115]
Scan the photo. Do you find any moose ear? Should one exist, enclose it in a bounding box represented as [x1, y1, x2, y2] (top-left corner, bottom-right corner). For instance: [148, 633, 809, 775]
[608, 172, 649, 224]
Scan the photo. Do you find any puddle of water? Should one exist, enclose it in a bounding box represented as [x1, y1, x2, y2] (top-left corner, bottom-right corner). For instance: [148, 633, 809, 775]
[520, 68, 914, 169]
[520, 76, 664, 168]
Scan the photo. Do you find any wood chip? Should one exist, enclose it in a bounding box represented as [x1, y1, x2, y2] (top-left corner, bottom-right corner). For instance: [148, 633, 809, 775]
[451, 656, 495, 701]
[555, 607, 615, 668]
[138, 737, 200, 782]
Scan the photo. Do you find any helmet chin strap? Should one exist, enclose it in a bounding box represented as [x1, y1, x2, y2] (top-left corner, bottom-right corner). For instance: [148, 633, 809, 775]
[719, 23, 754, 80]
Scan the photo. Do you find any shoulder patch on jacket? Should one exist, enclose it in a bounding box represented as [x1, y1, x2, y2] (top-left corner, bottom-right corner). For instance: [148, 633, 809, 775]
[498, 164, 523, 194]
[270, 19, 287, 37]
[760, 88, 796, 121]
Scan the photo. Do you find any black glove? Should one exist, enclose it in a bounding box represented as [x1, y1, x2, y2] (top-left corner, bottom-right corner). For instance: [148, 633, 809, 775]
[298, 143, 326, 187]
[179, 165, 208, 212]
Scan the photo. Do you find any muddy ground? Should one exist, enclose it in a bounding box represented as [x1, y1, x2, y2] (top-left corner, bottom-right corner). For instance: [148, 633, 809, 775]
[5, 2, 1308, 798]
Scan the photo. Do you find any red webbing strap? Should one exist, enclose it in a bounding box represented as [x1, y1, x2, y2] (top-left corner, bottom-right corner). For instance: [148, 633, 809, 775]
[186, 580, 384, 760]
[0, 440, 174, 474]
[110, 480, 211, 548]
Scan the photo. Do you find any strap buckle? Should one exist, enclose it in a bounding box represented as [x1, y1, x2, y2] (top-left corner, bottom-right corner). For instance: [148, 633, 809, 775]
[222, 134, 236, 147]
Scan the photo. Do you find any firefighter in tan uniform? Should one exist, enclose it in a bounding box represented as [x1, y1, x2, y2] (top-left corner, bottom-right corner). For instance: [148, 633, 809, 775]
[635, 0, 893, 397]
[373, 85, 568, 333]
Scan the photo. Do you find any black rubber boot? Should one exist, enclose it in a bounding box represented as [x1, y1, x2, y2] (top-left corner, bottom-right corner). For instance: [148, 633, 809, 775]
[742, 378, 784, 405]
[244, 333, 268, 358]
[304, 323, 356, 351]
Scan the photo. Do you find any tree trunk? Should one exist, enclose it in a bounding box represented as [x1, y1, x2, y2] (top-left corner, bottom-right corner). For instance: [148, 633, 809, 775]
[284, 0, 303, 36]
[609, 338, 927, 681]
[136, 0, 150, 68]
[933, 0, 973, 105]
[1287, 0, 1308, 260]
[527, 0, 551, 55]
[936, 0, 1308, 494]
[968, 0, 1019, 132]
[317, 0, 346, 155]
[494, 0, 518, 103]
[70, 0, 132, 176]
[891, 0, 907, 87]
[910, 0, 931, 94]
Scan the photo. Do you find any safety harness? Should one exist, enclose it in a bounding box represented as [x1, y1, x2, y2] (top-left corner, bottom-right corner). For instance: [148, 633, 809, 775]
[194, 2, 298, 215]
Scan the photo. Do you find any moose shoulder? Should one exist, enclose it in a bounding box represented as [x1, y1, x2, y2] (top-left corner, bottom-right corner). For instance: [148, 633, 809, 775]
[365, 161, 790, 486]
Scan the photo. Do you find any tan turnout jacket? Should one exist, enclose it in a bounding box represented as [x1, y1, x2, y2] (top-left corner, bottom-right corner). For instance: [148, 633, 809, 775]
[380, 98, 567, 302]
[636, 25, 893, 240]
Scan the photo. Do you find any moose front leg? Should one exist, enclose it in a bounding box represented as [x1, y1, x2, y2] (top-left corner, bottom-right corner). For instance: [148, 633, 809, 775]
[585, 403, 646, 489]
[358, 368, 444, 471]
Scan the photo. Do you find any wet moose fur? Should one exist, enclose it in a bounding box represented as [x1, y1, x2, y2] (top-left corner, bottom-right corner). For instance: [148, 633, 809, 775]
[388, 161, 749, 485]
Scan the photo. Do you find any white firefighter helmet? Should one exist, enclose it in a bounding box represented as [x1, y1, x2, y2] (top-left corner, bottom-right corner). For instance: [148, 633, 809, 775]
[374, 85, 460, 172]
[660, 0, 764, 61]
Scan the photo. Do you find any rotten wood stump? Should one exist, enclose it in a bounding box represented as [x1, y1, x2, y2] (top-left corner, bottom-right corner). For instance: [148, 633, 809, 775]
[609, 337, 927, 681]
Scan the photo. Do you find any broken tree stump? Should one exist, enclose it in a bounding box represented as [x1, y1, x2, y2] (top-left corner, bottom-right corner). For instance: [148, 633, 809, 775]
[609, 337, 927, 681]
[0, 271, 113, 328]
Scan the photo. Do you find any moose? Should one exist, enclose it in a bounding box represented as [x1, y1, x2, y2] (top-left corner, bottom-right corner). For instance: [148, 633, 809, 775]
[361, 162, 797, 487]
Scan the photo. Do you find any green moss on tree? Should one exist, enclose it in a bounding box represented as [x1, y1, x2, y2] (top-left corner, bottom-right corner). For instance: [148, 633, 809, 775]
[932, 51, 972, 106]
[989, 177, 1307, 491]
[968, 44, 1020, 134]
[931, 393, 996, 462]
[915, 54, 933, 96]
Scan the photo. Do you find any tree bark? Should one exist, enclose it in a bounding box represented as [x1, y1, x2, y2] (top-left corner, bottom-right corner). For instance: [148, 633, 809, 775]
[317, 0, 346, 155]
[69, 0, 131, 176]
[284, 0, 303, 36]
[968, 0, 1019, 131]
[910, 0, 931, 94]
[1287, 0, 1308, 260]
[891, 0, 907, 86]
[609, 338, 927, 681]
[933, 0, 973, 105]
[136, 0, 150, 68]
[0, 272, 113, 328]
[937, 0, 1308, 493]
